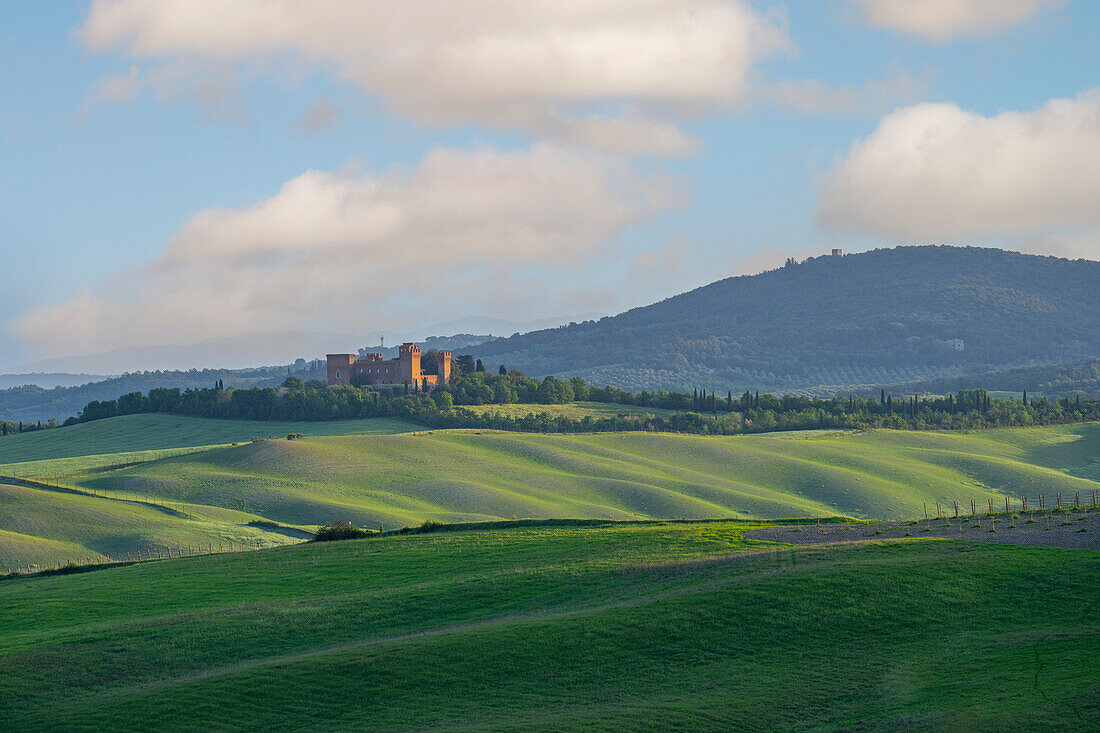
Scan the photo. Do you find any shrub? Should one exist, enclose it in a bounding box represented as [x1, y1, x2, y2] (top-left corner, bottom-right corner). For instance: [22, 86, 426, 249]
[312, 521, 370, 542]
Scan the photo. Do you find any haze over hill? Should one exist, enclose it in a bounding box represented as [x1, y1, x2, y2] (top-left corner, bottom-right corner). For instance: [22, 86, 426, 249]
[7, 314, 600, 375]
[477, 246, 1100, 392]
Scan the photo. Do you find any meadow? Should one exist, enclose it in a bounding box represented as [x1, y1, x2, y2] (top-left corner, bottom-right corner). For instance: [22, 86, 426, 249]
[0, 521, 1095, 730]
[0, 413, 420, 466]
[1, 416, 1098, 569]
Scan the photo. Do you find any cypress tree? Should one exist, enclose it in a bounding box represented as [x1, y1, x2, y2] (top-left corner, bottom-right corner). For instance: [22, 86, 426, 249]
[881, 389, 886, 406]
[1022, 390, 1027, 406]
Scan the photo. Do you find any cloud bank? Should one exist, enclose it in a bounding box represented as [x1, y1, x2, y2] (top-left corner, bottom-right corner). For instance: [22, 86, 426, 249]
[80, 0, 789, 154]
[819, 90, 1100, 248]
[15, 146, 678, 356]
[855, 0, 1063, 41]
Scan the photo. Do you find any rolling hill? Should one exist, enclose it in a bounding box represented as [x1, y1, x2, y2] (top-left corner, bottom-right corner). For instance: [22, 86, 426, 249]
[3, 413, 1098, 569]
[474, 245, 1100, 392]
[0, 523, 1095, 730]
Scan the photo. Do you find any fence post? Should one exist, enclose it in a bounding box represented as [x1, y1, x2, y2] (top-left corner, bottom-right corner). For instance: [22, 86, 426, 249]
[1057, 494, 1062, 509]
[1005, 497, 1010, 513]
[924, 503, 928, 520]
[954, 501, 959, 517]
[1023, 497, 1028, 512]
[1075, 492, 1080, 508]
[971, 499, 976, 516]
[1040, 495, 1044, 510]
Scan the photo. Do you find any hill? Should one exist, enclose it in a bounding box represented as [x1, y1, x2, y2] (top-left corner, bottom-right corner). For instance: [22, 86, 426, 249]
[3, 415, 1097, 568]
[0, 523, 1095, 729]
[0, 366, 308, 425]
[0, 334, 492, 424]
[474, 246, 1100, 392]
[884, 356, 1100, 399]
[76, 425, 1098, 527]
[0, 413, 421, 466]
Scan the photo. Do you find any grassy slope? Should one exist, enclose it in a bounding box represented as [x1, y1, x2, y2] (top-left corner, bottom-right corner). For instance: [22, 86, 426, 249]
[80, 423, 1100, 528]
[0, 413, 420, 466]
[0, 414, 418, 569]
[0, 523, 1095, 731]
[0, 482, 298, 569]
[3, 418, 1097, 569]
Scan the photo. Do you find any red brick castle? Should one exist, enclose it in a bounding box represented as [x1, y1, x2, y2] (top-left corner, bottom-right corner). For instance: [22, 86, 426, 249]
[326, 343, 451, 389]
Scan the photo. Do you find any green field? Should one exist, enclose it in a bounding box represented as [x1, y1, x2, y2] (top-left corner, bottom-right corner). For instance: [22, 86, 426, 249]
[0, 522, 1095, 730]
[0, 413, 420, 466]
[1, 418, 1098, 569]
[0, 481, 300, 569]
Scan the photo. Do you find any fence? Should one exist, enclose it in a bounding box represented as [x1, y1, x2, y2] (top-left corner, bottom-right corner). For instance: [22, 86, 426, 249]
[921, 490, 1098, 520]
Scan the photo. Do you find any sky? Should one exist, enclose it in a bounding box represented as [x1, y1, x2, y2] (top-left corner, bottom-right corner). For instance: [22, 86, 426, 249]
[1, 0, 1098, 371]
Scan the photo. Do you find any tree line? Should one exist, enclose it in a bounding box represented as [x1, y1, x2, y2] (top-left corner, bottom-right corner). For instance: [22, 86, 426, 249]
[49, 369, 1100, 437]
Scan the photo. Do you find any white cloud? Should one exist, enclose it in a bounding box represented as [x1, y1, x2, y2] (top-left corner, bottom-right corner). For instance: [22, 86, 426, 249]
[818, 90, 1100, 242]
[79, 0, 789, 153]
[15, 145, 679, 356]
[83, 58, 248, 123]
[855, 0, 1063, 41]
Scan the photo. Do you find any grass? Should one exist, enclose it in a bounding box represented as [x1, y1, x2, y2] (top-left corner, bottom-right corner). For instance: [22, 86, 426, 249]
[0, 413, 421, 466]
[1, 419, 1098, 568]
[0, 522, 1095, 730]
[0, 482, 301, 570]
[77, 424, 1100, 526]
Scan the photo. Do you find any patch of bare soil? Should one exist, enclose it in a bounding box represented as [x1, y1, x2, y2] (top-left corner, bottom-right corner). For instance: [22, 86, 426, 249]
[745, 510, 1100, 550]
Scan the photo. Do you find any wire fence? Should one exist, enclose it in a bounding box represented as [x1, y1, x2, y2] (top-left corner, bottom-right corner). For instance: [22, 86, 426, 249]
[920, 491, 1098, 520]
[2, 538, 271, 578]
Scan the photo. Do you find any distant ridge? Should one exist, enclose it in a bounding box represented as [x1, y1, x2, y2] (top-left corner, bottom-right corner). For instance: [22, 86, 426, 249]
[474, 246, 1100, 392]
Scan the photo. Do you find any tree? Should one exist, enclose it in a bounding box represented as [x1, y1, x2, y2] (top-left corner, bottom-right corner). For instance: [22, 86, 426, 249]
[432, 390, 454, 410]
[421, 351, 439, 375]
[455, 355, 475, 375]
[475, 358, 485, 372]
[493, 381, 516, 404]
[499, 364, 507, 375]
[569, 376, 590, 401]
[282, 376, 305, 391]
[536, 376, 575, 404]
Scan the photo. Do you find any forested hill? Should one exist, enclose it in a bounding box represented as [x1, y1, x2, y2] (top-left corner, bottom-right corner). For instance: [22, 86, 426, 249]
[475, 246, 1100, 393]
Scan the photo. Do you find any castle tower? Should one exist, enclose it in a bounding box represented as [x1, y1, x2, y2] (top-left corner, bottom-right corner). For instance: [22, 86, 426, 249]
[398, 343, 421, 385]
[326, 354, 356, 386]
[438, 351, 452, 383]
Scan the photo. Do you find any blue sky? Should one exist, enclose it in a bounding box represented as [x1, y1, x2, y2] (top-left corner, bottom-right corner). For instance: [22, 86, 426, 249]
[1, 1, 1097, 370]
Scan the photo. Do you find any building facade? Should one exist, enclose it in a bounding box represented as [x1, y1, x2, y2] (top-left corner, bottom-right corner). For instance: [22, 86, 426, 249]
[326, 343, 451, 389]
